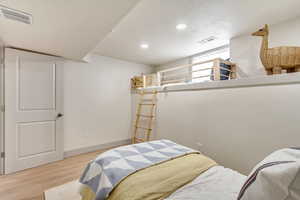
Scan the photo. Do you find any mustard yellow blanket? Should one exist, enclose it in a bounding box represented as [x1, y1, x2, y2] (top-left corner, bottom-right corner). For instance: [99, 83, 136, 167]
[80, 153, 217, 200]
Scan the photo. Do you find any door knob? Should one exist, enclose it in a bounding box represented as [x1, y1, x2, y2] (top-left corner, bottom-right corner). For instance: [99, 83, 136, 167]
[56, 113, 64, 119]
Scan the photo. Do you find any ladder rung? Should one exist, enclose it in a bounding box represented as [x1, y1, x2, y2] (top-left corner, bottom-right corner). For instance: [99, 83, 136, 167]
[137, 114, 154, 118]
[141, 91, 157, 94]
[141, 99, 154, 102]
[139, 103, 155, 106]
[135, 126, 152, 130]
[134, 138, 145, 143]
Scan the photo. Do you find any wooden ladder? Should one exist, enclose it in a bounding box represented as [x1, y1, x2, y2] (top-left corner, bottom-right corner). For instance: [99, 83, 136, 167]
[132, 90, 157, 144]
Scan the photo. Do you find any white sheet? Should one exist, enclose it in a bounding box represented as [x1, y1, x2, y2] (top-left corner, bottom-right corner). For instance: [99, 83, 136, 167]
[165, 166, 246, 200]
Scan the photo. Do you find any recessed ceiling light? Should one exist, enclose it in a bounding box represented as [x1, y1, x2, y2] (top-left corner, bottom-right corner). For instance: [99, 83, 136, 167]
[140, 43, 149, 49]
[176, 24, 187, 30]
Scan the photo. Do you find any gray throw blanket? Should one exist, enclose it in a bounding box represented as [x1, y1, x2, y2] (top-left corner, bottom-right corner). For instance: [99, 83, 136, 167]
[79, 140, 197, 200]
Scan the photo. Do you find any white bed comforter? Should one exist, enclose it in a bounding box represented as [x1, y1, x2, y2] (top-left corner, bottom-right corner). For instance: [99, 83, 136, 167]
[166, 166, 246, 200]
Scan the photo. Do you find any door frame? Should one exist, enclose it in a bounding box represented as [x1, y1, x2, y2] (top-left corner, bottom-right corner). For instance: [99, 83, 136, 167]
[0, 42, 4, 175]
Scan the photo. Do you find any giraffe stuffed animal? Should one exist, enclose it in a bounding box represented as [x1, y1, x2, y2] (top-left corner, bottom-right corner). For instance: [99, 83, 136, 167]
[252, 24, 300, 75]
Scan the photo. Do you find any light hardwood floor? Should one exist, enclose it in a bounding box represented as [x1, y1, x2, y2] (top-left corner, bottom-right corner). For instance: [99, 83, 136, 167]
[0, 149, 109, 200]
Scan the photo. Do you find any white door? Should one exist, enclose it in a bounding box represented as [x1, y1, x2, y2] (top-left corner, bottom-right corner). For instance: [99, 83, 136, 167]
[5, 48, 63, 174]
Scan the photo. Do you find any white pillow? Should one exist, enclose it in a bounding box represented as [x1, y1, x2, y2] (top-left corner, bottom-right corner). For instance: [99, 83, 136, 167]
[238, 148, 300, 200]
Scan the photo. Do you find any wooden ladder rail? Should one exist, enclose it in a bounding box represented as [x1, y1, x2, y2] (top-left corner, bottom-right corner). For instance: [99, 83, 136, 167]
[132, 90, 157, 144]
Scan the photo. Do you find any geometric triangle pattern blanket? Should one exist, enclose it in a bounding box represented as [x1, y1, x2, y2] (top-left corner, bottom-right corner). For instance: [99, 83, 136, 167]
[79, 140, 198, 200]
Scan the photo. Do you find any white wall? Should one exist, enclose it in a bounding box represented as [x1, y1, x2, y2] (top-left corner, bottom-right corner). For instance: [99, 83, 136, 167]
[156, 57, 190, 71]
[63, 54, 152, 152]
[153, 83, 300, 174]
[231, 17, 300, 77]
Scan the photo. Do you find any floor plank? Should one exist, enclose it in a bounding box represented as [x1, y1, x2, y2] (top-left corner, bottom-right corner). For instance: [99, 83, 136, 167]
[0, 148, 111, 200]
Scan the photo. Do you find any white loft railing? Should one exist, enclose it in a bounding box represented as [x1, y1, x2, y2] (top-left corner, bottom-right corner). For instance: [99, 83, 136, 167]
[159, 58, 237, 86]
[131, 58, 237, 89]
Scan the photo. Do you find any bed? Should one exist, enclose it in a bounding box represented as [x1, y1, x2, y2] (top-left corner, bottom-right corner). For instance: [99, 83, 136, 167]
[79, 140, 246, 200]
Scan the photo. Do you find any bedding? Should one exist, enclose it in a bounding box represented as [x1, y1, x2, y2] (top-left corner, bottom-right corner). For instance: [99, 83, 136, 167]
[108, 153, 216, 200]
[166, 166, 246, 200]
[238, 148, 300, 200]
[79, 140, 211, 200]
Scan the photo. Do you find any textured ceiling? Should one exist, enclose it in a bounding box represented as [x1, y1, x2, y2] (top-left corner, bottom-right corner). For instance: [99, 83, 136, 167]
[0, 0, 300, 65]
[94, 0, 300, 65]
[0, 0, 140, 60]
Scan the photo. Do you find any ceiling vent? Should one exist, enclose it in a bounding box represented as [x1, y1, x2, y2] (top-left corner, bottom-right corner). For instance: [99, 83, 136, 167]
[0, 5, 32, 24]
[198, 36, 217, 45]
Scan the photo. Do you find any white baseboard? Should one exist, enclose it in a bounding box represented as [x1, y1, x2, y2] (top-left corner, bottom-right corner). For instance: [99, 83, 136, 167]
[64, 139, 131, 158]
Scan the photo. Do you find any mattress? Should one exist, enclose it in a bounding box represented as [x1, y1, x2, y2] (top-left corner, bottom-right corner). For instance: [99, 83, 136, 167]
[166, 166, 246, 200]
